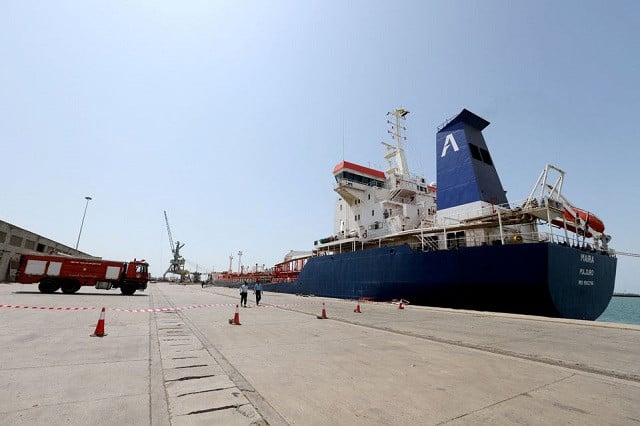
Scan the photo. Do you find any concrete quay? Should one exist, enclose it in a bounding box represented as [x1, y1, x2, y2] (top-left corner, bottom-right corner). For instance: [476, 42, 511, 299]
[0, 281, 638, 425]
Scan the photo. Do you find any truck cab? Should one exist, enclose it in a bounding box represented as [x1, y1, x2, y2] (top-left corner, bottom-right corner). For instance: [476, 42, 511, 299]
[123, 259, 150, 291]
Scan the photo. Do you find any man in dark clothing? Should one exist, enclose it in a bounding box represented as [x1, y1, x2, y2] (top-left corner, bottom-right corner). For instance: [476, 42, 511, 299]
[254, 282, 263, 306]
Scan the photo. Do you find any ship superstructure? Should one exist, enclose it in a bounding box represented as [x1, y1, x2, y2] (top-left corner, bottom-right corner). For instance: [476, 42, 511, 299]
[314, 108, 610, 261]
[330, 109, 436, 244]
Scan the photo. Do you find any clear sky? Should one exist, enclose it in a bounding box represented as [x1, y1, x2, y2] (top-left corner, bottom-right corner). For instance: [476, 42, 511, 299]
[2, 1, 639, 291]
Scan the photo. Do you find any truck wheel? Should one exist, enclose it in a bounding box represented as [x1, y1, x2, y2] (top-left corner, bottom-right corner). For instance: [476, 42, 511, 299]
[120, 285, 136, 296]
[39, 279, 60, 293]
[61, 280, 81, 294]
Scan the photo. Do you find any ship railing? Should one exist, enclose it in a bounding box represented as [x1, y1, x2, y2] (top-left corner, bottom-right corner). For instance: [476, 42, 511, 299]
[434, 197, 559, 228]
[499, 229, 597, 248]
[413, 235, 440, 251]
[392, 173, 425, 186]
[538, 230, 611, 253]
[410, 226, 603, 252]
[335, 179, 355, 188]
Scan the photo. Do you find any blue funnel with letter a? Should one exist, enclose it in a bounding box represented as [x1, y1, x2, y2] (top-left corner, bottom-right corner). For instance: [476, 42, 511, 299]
[436, 109, 507, 211]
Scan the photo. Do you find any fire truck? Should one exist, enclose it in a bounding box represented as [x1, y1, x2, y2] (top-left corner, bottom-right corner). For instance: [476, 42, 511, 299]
[16, 254, 150, 295]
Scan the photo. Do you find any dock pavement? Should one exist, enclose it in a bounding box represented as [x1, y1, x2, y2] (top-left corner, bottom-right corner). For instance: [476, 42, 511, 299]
[0, 281, 639, 425]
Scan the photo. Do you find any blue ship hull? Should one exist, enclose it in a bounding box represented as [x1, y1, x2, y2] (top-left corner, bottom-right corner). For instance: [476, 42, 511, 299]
[265, 242, 617, 320]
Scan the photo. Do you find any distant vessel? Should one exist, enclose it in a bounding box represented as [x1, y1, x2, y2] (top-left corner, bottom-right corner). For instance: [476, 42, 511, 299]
[216, 108, 617, 320]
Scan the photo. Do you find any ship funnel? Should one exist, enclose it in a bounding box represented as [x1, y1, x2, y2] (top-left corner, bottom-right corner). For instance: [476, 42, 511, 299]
[436, 109, 507, 214]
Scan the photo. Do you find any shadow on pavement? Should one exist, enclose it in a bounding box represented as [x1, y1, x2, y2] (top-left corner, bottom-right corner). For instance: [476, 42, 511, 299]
[13, 291, 149, 297]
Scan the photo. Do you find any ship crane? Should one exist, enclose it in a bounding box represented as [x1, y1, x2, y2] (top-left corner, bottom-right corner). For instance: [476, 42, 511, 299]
[163, 210, 187, 281]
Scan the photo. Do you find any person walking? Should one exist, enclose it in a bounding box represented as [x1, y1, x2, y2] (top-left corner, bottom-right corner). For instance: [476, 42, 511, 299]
[240, 281, 248, 307]
[254, 281, 263, 306]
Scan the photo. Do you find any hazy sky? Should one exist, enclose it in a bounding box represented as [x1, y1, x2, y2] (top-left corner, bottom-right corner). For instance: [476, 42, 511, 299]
[2, 1, 639, 292]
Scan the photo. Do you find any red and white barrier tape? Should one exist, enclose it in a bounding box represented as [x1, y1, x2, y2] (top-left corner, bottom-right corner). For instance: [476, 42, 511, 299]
[0, 300, 326, 313]
[0, 304, 96, 311]
[111, 303, 236, 313]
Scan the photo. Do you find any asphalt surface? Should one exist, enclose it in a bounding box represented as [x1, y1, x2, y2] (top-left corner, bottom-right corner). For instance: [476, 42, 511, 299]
[1, 281, 639, 425]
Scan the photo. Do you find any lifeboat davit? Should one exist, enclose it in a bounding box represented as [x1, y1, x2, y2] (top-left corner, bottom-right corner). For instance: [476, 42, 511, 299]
[551, 206, 605, 237]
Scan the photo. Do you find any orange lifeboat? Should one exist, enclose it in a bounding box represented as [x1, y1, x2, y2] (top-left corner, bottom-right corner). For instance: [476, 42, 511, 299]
[551, 206, 605, 237]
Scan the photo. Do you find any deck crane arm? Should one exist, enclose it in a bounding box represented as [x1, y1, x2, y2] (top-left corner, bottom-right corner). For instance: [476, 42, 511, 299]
[164, 210, 175, 255]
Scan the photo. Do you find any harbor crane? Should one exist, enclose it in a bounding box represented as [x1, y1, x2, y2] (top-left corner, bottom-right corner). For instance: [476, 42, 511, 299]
[163, 210, 187, 281]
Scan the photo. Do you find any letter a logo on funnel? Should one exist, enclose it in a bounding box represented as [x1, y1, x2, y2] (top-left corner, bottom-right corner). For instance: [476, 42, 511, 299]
[441, 133, 459, 157]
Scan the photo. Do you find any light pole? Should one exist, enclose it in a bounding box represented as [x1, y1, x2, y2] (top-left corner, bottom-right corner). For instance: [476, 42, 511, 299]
[75, 196, 92, 250]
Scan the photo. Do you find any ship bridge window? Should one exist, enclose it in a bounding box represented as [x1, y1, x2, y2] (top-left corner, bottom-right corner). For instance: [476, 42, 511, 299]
[335, 171, 384, 188]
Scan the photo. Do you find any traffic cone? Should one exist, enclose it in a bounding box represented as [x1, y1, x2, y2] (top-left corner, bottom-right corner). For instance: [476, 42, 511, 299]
[229, 304, 241, 325]
[354, 302, 362, 313]
[317, 302, 328, 319]
[91, 307, 107, 337]
[398, 300, 404, 310]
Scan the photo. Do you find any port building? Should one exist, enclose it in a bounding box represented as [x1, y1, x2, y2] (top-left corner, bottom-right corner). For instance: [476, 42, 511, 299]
[0, 219, 90, 282]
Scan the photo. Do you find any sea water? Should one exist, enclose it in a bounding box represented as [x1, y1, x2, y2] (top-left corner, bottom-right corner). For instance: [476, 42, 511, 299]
[597, 296, 640, 325]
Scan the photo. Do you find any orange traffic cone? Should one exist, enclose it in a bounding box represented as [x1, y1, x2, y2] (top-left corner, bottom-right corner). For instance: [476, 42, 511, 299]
[317, 302, 328, 319]
[229, 304, 241, 325]
[398, 300, 404, 310]
[354, 302, 362, 313]
[91, 307, 107, 337]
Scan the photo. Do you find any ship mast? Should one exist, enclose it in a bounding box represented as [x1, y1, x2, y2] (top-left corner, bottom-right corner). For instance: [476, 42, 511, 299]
[382, 108, 410, 177]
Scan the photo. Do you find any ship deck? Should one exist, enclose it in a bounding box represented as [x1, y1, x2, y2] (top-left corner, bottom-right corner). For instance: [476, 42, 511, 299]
[312, 198, 569, 255]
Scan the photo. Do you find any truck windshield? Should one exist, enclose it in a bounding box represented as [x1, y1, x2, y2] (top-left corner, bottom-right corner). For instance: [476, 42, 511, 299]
[136, 264, 147, 274]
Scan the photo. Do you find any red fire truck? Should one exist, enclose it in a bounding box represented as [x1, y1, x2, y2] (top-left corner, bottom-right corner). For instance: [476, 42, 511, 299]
[16, 254, 150, 295]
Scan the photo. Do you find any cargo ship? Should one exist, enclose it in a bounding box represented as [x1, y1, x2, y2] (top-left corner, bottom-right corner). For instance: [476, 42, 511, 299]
[216, 108, 617, 320]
